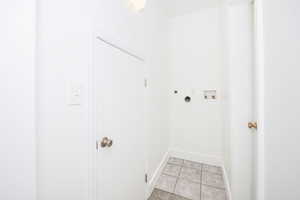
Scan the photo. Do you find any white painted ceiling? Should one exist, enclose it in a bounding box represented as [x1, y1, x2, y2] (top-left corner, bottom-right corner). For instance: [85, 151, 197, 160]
[163, 0, 221, 17]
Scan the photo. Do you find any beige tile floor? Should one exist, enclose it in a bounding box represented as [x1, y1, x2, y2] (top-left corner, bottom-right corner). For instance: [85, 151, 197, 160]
[148, 157, 227, 200]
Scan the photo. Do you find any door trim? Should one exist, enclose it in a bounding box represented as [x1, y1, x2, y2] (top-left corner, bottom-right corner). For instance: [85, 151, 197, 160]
[253, 0, 265, 199]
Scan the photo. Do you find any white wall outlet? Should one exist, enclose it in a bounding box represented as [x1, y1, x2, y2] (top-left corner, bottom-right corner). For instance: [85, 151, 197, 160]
[204, 90, 217, 100]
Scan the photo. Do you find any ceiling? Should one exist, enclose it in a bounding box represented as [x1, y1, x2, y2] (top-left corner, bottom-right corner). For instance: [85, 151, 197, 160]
[163, 0, 221, 17]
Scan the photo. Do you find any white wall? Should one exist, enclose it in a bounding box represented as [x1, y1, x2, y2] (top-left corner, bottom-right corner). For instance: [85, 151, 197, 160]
[37, 0, 169, 199]
[168, 7, 225, 163]
[143, 2, 170, 185]
[219, 0, 231, 181]
[164, 0, 220, 17]
[37, 0, 94, 199]
[262, 0, 300, 199]
[0, 1, 36, 200]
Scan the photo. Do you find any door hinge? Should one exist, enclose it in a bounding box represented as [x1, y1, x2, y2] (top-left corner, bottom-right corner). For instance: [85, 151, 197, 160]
[144, 79, 148, 88]
[145, 174, 148, 183]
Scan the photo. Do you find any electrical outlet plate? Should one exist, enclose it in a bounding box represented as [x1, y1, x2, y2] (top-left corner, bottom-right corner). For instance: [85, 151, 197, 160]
[204, 90, 217, 100]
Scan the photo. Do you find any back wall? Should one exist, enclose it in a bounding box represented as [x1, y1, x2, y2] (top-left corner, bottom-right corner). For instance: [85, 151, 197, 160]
[168, 7, 225, 163]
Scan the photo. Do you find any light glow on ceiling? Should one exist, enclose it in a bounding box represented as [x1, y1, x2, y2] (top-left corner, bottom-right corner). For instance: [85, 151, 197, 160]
[128, 0, 146, 12]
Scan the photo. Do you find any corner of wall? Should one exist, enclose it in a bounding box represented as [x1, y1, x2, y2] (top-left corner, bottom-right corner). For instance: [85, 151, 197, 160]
[146, 151, 170, 198]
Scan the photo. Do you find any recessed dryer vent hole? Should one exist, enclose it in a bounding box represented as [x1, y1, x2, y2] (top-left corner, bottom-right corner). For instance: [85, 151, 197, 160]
[184, 96, 191, 103]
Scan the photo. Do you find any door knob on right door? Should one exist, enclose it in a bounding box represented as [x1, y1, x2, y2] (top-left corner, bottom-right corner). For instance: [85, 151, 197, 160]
[100, 137, 113, 148]
[248, 122, 258, 130]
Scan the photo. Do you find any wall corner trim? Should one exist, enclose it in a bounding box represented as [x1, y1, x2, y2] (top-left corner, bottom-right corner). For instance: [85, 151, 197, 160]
[146, 152, 170, 198]
[222, 166, 232, 200]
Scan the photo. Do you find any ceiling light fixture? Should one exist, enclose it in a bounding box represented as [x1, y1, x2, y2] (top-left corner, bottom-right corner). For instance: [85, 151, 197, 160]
[128, 0, 146, 12]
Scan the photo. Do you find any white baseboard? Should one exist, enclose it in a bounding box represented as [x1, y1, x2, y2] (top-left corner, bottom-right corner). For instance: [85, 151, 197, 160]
[222, 166, 232, 200]
[146, 151, 170, 198]
[168, 149, 224, 167]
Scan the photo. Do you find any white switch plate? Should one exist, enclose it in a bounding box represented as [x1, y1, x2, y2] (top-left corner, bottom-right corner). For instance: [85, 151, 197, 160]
[68, 84, 82, 106]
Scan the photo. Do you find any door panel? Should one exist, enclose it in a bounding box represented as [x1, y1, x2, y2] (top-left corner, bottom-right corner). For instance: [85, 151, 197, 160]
[227, 3, 254, 200]
[94, 38, 145, 200]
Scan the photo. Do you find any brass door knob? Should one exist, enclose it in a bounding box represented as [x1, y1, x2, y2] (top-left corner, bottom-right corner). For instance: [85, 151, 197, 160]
[248, 122, 258, 130]
[100, 137, 113, 148]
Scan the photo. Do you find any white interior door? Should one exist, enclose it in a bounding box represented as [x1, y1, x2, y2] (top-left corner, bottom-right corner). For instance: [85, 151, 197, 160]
[227, 2, 255, 200]
[93, 37, 146, 200]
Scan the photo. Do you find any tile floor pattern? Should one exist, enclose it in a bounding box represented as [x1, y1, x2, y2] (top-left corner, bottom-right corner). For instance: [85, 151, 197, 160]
[149, 157, 227, 200]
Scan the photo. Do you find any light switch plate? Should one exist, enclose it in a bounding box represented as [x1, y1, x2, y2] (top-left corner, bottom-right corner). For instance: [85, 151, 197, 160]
[68, 84, 82, 106]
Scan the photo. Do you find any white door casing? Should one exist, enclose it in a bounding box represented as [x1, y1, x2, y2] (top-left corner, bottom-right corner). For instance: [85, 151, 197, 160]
[227, 2, 255, 200]
[253, 0, 265, 199]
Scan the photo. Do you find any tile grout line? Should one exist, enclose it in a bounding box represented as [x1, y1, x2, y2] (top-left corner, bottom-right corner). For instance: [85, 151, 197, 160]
[172, 164, 183, 194]
[202, 170, 223, 176]
[162, 161, 183, 179]
[172, 160, 196, 200]
[202, 170, 226, 191]
[202, 183, 226, 191]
